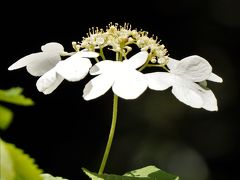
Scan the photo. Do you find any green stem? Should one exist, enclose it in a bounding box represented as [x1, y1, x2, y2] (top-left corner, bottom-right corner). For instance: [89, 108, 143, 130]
[119, 52, 123, 61]
[98, 94, 119, 175]
[100, 47, 106, 60]
[138, 56, 151, 71]
[116, 52, 119, 61]
[94, 57, 99, 63]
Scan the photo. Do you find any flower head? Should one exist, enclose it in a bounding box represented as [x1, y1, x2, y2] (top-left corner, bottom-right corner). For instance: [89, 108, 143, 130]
[8, 23, 222, 112]
[146, 55, 223, 111]
[83, 51, 149, 100]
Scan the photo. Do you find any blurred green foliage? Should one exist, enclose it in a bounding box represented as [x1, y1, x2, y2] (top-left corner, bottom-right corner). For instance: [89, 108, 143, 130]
[0, 87, 34, 130]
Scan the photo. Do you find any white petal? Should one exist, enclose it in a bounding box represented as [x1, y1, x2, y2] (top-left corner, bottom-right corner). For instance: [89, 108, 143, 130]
[56, 53, 92, 81]
[36, 68, 64, 94]
[83, 73, 114, 100]
[8, 52, 45, 70]
[167, 57, 179, 70]
[41, 42, 64, 54]
[171, 55, 212, 82]
[207, 73, 223, 83]
[112, 70, 148, 99]
[123, 51, 148, 69]
[171, 82, 203, 108]
[145, 72, 174, 91]
[78, 51, 99, 58]
[26, 53, 61, 76]
[90, 60, 117, 75]
[201, 89, 218, 111]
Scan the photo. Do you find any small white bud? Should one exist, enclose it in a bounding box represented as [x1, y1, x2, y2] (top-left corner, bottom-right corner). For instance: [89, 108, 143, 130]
[151, 58, 157, 63]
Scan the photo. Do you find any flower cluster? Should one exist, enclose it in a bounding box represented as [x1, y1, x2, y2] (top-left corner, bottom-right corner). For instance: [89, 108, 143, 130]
[81, 23, 169, 65]
[8, 23, 222, 111]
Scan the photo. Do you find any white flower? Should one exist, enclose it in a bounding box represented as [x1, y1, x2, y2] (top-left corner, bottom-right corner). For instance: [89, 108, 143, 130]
[8, 42, 99, 94]
[83, 51, 149, 100]
[145, 55, 223, 111]
[8, 42, 64, 76]
[36, 51, 99, 94]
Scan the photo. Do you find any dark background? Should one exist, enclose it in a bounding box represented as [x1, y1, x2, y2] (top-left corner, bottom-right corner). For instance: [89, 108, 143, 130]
[1, 0, 240, 179]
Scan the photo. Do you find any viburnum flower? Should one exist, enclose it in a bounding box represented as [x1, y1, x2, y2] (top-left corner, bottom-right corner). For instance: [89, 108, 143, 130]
[8, 42, 65, 76]
[145, 55, 223, 111]
[36, 51, 98, 94]
[83, 51, 149, 100]
[8, 42, 99, 94]
[7, 23, 223, 179]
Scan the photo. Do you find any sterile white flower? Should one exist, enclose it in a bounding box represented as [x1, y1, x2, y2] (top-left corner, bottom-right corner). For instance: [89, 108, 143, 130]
[145, 55, 223, 111]
[8, 42, 99, 94]
[36, 51, 99, 94]
[83, 51, 149, 100]
[166, 56, 223, 83]
[8, 42, 65, 76]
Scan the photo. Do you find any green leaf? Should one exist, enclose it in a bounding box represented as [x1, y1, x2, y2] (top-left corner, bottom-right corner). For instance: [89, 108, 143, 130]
[0, 139, 15, 180]
[0, 87, 34, 106]
[82, 165, 180, 180]
[41, 173, 68, 180]
[0, 139, 43, 180]
[124, 166, 180, 179]
[0, 105, 13, 130]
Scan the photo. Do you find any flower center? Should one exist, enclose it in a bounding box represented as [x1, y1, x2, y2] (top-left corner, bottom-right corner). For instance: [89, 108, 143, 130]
[80, 22, 169, 65]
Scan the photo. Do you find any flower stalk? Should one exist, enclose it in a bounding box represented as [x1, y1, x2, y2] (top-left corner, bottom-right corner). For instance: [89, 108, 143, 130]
[98, 94, 119, 175]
